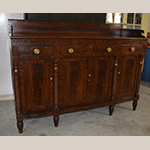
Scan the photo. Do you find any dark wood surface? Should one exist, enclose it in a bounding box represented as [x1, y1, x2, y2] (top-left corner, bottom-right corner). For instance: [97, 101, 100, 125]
[9, 20, 147, 133]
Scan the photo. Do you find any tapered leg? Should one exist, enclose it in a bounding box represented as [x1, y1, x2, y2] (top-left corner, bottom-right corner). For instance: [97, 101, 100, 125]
[133, 100, 138, 111]
[53, 115, 59, 127]
[109, 105, 114, 116]
[17, 121, 23, 134]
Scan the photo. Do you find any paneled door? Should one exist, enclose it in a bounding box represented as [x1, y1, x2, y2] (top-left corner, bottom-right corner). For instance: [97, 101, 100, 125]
[58, 58, 87, 109]
[86, 57, 114, 105]
[116, 56, 140, 100]
[19, 59, 54, 114]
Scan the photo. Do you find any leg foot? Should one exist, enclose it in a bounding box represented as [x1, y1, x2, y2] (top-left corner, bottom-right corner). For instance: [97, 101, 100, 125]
[53, 115, 59, 127]
[109, 105, 114, 116]
[17, 121, 23, 134]
[133, 100, 138, 111]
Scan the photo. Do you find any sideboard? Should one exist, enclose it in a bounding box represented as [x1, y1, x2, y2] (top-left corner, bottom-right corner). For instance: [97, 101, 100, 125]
[9, 20, 147, 133]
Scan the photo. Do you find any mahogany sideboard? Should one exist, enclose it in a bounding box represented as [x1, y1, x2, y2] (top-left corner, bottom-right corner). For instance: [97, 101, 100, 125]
[9, 20, 147, 133]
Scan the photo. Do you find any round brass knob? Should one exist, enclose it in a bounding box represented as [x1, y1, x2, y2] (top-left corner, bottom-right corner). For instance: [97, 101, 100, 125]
[106, 47, 112, 53]
[130, 47, 135, 52]
[50, 77, 53, 80]
[68, 48, 74, 54]
[118, 72, 120, 74]
[34, 48, 40, 55]
[88, 74, 91, 77]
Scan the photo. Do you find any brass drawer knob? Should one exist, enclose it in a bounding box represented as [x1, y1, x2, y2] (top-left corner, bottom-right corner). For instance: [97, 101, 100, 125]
[34, 48, 40, 54]
[118, 72, 120, 74]
[68, 48, 74, 54]
[88, 74, 91, 77]
[106, 47, 112, 53]
[130, 47, 135, 52]
[50, 77, 53, 80]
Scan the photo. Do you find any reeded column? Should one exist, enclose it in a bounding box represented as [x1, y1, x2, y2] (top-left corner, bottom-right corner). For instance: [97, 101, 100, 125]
[53, 59, 60, 127]
[13, 62, 24, 133]
[109, 57, 119, 116]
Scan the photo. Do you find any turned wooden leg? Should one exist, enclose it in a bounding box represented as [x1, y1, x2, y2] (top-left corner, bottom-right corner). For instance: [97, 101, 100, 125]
[53, 115, 59, 127]
[17, 121, 23, 134]
[133, 100, 138, 111]
[109, 105, 114, 116]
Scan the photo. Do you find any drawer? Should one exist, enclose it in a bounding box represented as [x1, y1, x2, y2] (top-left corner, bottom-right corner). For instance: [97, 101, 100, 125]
[60, 40, 117, 56]
[18, 45, 54, 58]
[121, 44, 143, 54]
[60, 45, 86, 56]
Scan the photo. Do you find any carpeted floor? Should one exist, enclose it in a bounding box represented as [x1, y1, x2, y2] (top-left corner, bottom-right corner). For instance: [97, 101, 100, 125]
[0, 81, 150, 136]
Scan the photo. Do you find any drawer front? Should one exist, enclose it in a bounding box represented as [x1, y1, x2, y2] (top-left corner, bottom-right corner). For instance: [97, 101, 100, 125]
[121, 39, 146, 54]
[60, 45, 86, 56]
[121, 44, 143, 54]
[60, 39, 118, 57]
[18, 45, 54, 58]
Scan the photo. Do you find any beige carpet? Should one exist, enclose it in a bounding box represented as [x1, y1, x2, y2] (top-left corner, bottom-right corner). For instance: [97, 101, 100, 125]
[0, 81, 150, 136]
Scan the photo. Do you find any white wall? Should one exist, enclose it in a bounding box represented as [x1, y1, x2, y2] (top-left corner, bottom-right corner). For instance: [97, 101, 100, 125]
[0, 13, 24, 96]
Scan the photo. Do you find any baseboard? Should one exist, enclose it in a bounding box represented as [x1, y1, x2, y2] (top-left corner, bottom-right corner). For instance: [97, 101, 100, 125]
[0, 95, 14, 101]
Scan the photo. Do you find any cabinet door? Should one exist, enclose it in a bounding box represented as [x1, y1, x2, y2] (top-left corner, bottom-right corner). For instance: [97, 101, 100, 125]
[19, 59, 54, 114]
[58, 58, 87, 109]
[86, 57, 113, 105]
[116, 56, 140, 99]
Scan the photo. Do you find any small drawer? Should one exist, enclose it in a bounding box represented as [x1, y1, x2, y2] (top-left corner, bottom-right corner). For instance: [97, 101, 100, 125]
[98, 46, 115, 53]
[60, 45, 86, 56]
[121, 44, 143, 54]
[18, 45, 54, 58]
